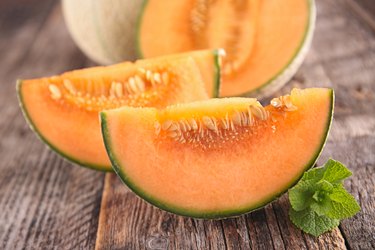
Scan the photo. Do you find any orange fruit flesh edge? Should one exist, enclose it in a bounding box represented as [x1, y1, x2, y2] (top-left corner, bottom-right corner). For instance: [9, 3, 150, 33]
[104, 88, 332, 211]
[139, 0, 309, 96]
[20, 57, 209, 170]
[64, 49, 221, 97]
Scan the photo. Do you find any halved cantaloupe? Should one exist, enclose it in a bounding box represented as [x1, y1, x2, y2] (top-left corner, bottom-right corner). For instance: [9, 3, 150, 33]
[101, 88, 334, 218]
[138, 0, 315, 97]
[17, 50, 222, 171]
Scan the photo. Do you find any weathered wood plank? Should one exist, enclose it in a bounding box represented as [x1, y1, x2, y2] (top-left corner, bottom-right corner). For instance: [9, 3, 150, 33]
[0, 3, 105, 249]
[96, 174, 346, 250]
[346, 0, 375, 33]
[307, 1, 375, 249]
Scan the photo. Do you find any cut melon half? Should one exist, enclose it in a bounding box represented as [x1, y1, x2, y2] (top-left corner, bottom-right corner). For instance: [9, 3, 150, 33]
[101, 88, 334, 218]
[17, 50, 222, 171]
[138, 0, 315, 97]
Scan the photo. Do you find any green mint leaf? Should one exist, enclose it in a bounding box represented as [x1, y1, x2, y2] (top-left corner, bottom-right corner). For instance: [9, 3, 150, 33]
[311, 190, 332, 216]
[326, 184, 360, 219]
[288, 159, 360, 237]
[321, 159, 352, 183]
[289, 180, 315, 211]
[301, 166, 325, 183]
[289, 208, 339, 237]
[317, 180, 334, 192]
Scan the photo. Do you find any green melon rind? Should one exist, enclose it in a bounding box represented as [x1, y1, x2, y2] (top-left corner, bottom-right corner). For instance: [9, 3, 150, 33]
[16, 80, 112, 172]
[212, 49, 223, 98]
[101, 89, 334, 219]
[136, 0, 315, 98]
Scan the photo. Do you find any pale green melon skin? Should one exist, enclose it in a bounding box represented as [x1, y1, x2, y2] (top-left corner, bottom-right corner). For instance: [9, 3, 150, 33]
[62, 0, 144, 65]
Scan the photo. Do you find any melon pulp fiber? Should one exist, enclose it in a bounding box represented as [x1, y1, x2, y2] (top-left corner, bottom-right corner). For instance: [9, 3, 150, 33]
[17, 50, 222, 171]
[138, 0, 315, 97]
[101, 88, 334, 218]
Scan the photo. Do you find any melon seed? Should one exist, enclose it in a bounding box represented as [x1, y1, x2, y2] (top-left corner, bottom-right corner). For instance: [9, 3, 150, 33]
[189, 118, 198, 130]
[179, 120, 187, 132]
[162, 120, 173, 131]
[271, 97, 282, 108]
[250, 105, 267, 120]
[271, 95, 298, 111]
[63, 79, 77, 95]
[49, 84, 61, 100]
[128, 77, 138, 93]
[167, 122, 180, 132]
[183, 119, 191, 131]
[115, 82, 123, 97]
[134, 75, 146, 92]
[153, 73, 162, 84]
[232, 111, 242, 126]
[154, 122, 161, 135]
[146, 70, 152, 81]
[202, 116, 217, 131]
[221, 117, 229, 130]
[109, 81, 116, 97]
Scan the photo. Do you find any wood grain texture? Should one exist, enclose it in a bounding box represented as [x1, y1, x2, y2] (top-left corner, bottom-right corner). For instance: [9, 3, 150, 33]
[310, 1, 375, 248]
[95, 0, 374, 249]
[346, 0, 375, 33]
[0, 1, 105, 249]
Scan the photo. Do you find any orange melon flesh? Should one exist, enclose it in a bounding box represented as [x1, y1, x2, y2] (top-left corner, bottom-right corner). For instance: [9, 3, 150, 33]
[138, 0, 312, 96]
[101, 88, 334, 218]
[18, 51, 221, 171]
[64, 49, 223, 98]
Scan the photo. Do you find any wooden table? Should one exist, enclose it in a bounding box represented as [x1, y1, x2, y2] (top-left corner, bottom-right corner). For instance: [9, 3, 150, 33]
[1, 0, 374, 249]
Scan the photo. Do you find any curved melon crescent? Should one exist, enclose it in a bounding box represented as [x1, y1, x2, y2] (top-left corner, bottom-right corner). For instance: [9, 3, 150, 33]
[17, 50, 222, 171]
[101, 88, 334, 219]
[137, 0, 316, 98]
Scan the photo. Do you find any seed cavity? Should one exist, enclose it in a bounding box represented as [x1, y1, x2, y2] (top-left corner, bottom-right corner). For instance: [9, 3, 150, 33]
[48, 69, 173, 111]
[271, 95, 298, 111]
[190, 0, 252, 75]
[156, 103, 273, 148]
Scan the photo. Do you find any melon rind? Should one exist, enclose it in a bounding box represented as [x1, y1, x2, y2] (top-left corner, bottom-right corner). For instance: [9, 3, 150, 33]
[101, 89, 334, 219]
[212, 49, 224, 98]
[247, 0, 316, 98]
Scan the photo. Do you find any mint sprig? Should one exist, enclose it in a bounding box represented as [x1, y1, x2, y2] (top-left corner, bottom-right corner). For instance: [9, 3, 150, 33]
[288, 159, 360, 237]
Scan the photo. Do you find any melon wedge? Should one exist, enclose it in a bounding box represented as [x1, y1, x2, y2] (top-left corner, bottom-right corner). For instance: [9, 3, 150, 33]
[17, 50, 222, 171]
[137, 0, 315, 97]
[101, 88, 334, 218]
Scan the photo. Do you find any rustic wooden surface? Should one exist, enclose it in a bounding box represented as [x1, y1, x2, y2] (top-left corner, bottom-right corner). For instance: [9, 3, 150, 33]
[0, 0, 374, 249]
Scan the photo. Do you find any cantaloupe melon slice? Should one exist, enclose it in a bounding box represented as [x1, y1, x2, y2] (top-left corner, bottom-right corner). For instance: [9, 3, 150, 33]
[17, 50, 222, 171]
[101, 88, 334, 218]
[138, 0, 315, 97]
